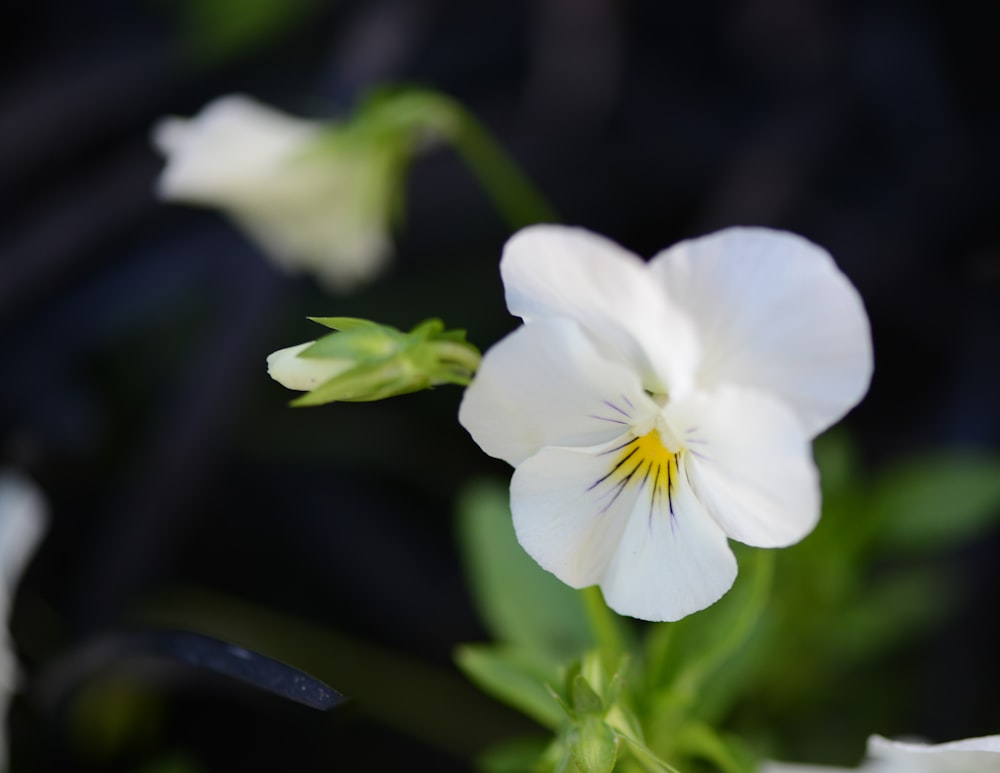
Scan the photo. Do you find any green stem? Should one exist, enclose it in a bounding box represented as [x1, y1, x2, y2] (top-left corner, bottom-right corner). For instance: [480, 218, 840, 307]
[430, 340, 482, 382]
[380, 90, 559, 230]
[581, 586, 625, 654]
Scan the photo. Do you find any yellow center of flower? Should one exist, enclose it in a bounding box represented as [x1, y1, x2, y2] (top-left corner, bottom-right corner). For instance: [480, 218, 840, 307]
[592, 428, 683, 515]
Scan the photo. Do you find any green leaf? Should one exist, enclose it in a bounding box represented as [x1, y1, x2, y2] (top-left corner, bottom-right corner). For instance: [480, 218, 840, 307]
[455, 644, 564, 729]
[455, 480, 593, 661]
[871, 452, 1000, 549]
[476, 736, 552, 773]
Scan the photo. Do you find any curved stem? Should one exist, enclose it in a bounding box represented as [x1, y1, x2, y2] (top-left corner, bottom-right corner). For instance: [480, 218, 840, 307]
[375, 89, 559, 230]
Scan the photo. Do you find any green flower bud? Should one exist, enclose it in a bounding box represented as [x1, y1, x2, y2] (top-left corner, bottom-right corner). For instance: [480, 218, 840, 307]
[568, 715, 620, 773]
[267, 317, 480, 406]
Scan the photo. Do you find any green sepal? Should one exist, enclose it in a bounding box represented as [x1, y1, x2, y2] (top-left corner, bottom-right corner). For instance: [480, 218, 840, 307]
[306, 316, 381, 331]
[299, 325, 406, 360]
[568, 716, 619, 773]
[571, 674, 604, 717]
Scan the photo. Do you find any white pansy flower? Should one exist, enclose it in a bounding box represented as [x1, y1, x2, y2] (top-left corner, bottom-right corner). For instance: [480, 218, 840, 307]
[762, 734, 1000, 772]
[153, 94, 406, 292]
[0, 470, 48, 770]
[459, 225, 872, 621]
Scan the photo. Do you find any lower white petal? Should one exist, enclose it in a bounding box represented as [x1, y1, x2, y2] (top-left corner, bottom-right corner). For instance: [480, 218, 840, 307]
[511, 436, 737, 622]
[666, 386, 819, 548]
[599, 456, 737, 622]
[510, 441, 637, 589]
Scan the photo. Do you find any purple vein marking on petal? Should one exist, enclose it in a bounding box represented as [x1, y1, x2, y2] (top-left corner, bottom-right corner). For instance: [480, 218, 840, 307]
[589, 414, 629, 425]
[587, 444, 638, 491]
[603, 400, 631, 418]
[667, 458, 677, 532]
[600, 437, 636, 456]
[647, 462, 660, 532]
[622, 393, 635, 410]
[595, 457, 645, 513]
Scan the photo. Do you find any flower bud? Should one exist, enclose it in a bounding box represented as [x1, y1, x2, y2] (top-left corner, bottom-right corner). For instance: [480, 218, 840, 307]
[267, 318, 480, 406]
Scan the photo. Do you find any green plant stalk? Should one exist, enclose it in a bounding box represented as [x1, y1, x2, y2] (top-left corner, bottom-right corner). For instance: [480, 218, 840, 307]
[380, 89, 559, 230]
[581, 585, 626, 655]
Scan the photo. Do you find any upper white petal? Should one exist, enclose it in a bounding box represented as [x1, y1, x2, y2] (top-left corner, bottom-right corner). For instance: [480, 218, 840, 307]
[648, 227, 873, 437]
[500, 225, 700, 398]
[458, 318, 658, 467]
[664, 386, 820, 548]
[599, 455, 737, 621]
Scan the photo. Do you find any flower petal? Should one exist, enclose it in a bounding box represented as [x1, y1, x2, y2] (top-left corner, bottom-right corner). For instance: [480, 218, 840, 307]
[459, 318, 658, 467]
[153, 94, 320, 206]
[599, 456, 737, 621]
[868, 734, 1000, 770]
[510, 440, 637, 589]
[266, 343, 353, 391]
[509, 438, 737, 621]
[500, 225, 700, 398]
[665, 386, 820, 548]
[649, 227, 873, 436]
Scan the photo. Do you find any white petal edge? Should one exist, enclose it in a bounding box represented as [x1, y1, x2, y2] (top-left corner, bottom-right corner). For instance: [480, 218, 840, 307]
[665, 386, 820, 548]
[648, 227, 873, 437]
[458, 318, 659, 467]
[759, 763, 852, 773]
[500, 225, 701, 399]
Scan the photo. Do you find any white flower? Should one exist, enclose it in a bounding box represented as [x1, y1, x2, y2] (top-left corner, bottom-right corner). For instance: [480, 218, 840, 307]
[0, 470, 48, 771]
[152, 94, 402, 292]
[458, 225, 872, 621]
[763, 734, 1000, 772]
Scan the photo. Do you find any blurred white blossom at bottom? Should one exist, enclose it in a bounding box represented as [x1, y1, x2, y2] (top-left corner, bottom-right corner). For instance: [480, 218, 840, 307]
[152, 94, 418, 292]
[0, 470, 48, 771]
[763, 734, 1000, 772]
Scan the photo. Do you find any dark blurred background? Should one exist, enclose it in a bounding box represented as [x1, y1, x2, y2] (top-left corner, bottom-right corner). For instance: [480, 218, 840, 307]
[2, 0, 999, 770]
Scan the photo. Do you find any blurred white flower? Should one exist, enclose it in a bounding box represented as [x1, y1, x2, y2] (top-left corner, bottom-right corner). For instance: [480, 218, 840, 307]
[153, 94, 410, 292]
[0, 470, 48, 771]
[763, 734, 1000, 772]
[459, 225, 872, 621]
